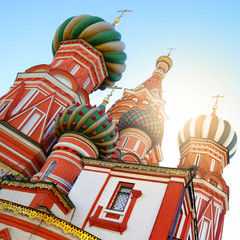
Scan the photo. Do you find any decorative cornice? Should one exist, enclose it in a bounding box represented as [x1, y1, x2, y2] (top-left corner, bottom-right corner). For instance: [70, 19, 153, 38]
[180, 137, 228, 153]
[81, 158, 190, 176]
[0, 199, 100, 240]
[0, 160, 28, 181]
[0, 181, 74, 211]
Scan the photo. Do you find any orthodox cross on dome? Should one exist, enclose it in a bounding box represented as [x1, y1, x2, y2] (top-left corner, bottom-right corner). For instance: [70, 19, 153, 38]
[113, 9, 132, 26]
[167, 48, 175, 56]
[212, 94, 224, 115]
[100, 86, 122, 110]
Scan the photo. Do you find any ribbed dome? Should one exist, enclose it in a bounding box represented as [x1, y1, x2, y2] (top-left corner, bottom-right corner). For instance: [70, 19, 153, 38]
[54, 103, 119, 158]
[178, 114, 237, 159]
[52, 15, 127, 90]
[118, 108, 163, 148]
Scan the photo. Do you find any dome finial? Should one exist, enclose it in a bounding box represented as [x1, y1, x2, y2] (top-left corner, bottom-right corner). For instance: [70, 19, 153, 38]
[99, 86, 122, 110]
[113, 9, 132, 27]
[212, 94, 224, 115]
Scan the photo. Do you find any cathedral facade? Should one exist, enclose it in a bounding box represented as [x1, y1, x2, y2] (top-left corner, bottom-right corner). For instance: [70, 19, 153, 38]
[0, 14, 237, 240]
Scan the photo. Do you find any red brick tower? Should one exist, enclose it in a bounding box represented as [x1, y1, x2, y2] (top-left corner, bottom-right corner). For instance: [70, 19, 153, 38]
[0, 14, 126, 180]
[177, 100, 237, 239]
[107, 56, 172, 164]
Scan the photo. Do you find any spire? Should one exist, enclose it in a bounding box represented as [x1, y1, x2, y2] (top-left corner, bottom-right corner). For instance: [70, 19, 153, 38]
[141, 54, 173, 100]
[113, 10, 132, 26]
[212, 94, 224, 115]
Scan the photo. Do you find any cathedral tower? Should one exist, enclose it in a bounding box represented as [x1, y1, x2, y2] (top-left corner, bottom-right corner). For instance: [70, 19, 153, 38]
[177, 98, 237, 239]
[0, 14, 126, 180]
[107, 55, 172, 164]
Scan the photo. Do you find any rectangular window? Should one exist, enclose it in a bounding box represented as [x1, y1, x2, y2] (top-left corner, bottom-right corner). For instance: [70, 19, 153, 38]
[54, 60, 63, 68]
[194, 154, 200, 166]
[200, 220, 209, 240]
[70, 64, 80, 75]
[210, 159, 215, 171]
[122, 137, 129, 148]
[21, 112, 41, 135]
[110, 184, 133, 212]
[210, 178, 218, 187]
[0, 103, 8, 113]
[133, 139, 141, 152]
[83, 78, 90, 89]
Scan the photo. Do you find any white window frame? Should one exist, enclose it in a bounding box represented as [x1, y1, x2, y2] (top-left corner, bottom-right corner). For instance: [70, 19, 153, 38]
[210, 159, 215, 172]
[133, 139, 141, 152]
[83, 77, 90, 89]
[21, 111, 42, 135]
[53, 59, 63, 68]
[70, 64, 80, 75]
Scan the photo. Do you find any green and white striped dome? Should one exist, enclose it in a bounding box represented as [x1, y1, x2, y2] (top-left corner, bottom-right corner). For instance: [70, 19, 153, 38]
[52, 15, 127, 90]
[54, 102, 119, 158]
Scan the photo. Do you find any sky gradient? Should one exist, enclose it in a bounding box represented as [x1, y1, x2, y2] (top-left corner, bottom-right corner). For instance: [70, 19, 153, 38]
[1, 1, 239, 238]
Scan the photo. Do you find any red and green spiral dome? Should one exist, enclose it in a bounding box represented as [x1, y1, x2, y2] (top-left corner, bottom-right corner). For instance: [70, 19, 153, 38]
[54, 103, 119, 158]
[118, 108, 163, 148]
[52, 14, 127, 90]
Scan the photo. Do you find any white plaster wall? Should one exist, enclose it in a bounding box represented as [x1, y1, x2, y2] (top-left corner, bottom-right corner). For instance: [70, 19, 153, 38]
[51, 203, 66, 220]
[0, 189, 35, 206]
[67, 169, 109, 228]
[84, 176, 168, 240]
[0, 223, 44, 240]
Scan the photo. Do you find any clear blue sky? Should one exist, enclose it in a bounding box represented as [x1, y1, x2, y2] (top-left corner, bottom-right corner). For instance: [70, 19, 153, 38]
[1, 1, 240, 238]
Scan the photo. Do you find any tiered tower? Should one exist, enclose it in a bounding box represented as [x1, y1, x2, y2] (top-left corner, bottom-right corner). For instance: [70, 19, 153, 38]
[177, 99, 237, 239]
[0, 14, 126, 181]
[107, 56, 172, 164]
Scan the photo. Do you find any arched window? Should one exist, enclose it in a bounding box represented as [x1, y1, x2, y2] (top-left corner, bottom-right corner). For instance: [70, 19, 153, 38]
[41, 162, 56, 181]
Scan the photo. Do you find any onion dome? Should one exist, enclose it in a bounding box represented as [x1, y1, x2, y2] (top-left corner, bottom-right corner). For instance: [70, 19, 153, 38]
[178, 114, 237, 159]
[156, 56, 173, 71]
[52, 15, 127, 89]
[118, 108, 163, 148]
[54, 102, 119, 158]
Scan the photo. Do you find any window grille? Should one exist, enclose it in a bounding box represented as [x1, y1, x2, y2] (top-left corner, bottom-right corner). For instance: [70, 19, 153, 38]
[110, 185, 133, 211]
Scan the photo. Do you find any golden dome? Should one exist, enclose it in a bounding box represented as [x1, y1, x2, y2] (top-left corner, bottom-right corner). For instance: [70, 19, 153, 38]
[156, 56, 173, 71]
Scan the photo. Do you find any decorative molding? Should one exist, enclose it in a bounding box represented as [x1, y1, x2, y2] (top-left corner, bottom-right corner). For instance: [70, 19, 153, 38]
[0, 199, 99, 240]
[0, 181, 73, 211]
[81, 158, 190, 176]
[0, 160, 28, 180]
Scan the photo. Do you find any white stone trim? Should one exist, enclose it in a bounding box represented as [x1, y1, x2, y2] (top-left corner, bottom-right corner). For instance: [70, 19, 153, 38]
[59, 42, 105, 80]
[16, 72, 80, 101]
[0, 142, 39, 172]
[48, 173, 72, 189]
[0, 123, 47, 163]
[55, 55, 96, 87]
[49, 153, 82, 170]
[0, 152, 32, 177]
[54, 142, 92, 157]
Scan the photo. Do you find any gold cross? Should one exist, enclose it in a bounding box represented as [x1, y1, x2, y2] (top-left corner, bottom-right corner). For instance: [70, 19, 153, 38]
[113, 10, 132, 26]
[212, 94, 224, 114]
[167, 48, 175, 56]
